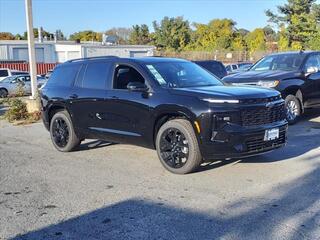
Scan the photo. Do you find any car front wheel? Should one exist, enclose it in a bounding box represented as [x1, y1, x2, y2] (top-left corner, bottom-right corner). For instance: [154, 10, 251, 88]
[156, 119, 202, 174]
[0, 88, 8, 98]
[50, 110, 80, 152]
[285, 95, 301, 125]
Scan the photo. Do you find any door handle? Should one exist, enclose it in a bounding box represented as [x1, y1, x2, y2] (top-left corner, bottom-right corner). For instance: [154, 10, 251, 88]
[110, 96, 119, 99]
[69, 94, 78, 99]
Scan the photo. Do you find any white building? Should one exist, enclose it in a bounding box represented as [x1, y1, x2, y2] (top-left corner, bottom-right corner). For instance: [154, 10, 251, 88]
[0, 40, 155, 63]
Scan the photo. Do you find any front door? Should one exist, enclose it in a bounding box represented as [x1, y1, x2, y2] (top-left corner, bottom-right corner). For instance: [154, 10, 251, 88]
[303, 54, 320, 106]
[101, 63, 153, 146]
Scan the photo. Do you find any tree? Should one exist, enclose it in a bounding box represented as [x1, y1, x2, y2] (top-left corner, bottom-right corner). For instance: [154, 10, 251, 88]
[153, 16, 192, 51]
[69, 30, 102, 42]
[266, 0, 320, 49]
[0, 32, 15, 40]
[278, 25, 289, 51]
[105, 27, 132, 44]
[245, 28, 266, 54]
[190, 19, 237, 51]
[129, 24, 151, 45]
[23, 28, 54, 40]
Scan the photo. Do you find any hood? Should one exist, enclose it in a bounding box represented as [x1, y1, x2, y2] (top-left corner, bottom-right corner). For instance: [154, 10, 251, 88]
[169, 85, 279, 100]
[223, 70, 301, 83]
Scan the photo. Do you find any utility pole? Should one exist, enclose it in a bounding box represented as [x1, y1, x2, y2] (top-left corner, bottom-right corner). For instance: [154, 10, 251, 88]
[25, 0, 38, 99]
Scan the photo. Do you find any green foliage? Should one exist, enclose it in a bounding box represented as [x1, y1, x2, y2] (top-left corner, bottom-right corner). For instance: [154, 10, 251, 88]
[4, 99, 29, 122]
[153, 16, 192, 51]
[190, 19, 236, 51]
[129, 24, 151, 45]
[69, 30, 102, 42]
[278, 25, 290, 51]
[245, 28, 266, 54]
[0, 32, 15, 40]
[266, 0, 320, 49]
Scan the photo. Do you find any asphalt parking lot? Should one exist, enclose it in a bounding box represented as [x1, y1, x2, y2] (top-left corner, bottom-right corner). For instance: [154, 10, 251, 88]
[0, 108, 320, 240]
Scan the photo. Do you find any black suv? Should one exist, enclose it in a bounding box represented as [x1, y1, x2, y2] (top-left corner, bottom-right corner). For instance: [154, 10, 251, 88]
[223, 51, 320, 124]
[193, 60, 227, 79]
[41, 56, 287, 174]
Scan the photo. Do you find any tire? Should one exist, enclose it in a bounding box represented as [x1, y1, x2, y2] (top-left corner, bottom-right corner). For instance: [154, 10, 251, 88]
[156, 119, 202, 174]
[0, 88, 8, 98]
[285, 95, 301, 125]
[50, 110, 80, 152]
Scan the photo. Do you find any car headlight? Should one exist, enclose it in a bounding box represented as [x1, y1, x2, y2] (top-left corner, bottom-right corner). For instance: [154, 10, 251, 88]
[257, 80, 280, 88]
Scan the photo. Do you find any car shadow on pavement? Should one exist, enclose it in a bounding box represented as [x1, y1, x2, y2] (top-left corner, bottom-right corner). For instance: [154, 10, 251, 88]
[11, 164, 320, 240]
[77, 140, 117, 151]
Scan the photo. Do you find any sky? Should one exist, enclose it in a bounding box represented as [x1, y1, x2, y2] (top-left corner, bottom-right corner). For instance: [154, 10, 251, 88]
[0, 0, 288, 37]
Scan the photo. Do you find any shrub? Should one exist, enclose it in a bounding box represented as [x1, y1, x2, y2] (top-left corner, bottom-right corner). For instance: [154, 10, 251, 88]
[4, 98, 29, 122]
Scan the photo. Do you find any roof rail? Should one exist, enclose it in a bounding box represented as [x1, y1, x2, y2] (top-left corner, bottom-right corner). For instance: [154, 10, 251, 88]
[66, 55, 119, 63]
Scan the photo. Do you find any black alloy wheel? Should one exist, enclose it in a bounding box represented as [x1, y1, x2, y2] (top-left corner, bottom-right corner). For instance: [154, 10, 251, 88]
[52, 117, 70, 148]
[159, 128, 189, 169]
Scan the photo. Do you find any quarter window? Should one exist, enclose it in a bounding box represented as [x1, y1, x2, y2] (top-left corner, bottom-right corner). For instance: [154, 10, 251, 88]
[46, 64, 81, 87]
[0, 70, 8, 77]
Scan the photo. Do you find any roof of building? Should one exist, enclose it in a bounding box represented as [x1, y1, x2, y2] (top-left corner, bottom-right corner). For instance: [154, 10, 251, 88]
[0, 40, 154, 49]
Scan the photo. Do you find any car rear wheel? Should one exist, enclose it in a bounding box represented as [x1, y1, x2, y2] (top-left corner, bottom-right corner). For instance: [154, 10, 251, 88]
[50, 110, 80, 152]
[156, 119, 202, 174]
[0, 88, 8, 98]
[285, 95, 301, 125]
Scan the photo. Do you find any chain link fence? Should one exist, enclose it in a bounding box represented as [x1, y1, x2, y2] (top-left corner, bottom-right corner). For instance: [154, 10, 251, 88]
[156, 50, 278, 64]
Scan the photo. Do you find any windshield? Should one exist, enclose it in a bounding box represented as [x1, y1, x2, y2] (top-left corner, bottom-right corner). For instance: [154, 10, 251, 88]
[1, 76, 16, 83]
[145, 62, 223, 88]
[251, 54, 304, 71]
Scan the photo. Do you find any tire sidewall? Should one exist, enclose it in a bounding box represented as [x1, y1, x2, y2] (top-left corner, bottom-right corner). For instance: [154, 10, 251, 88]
[156, 119, 201, 174]
[285, 95, 301, 124]
[0, 89, 8, 98]
[50, 111, 78, 152]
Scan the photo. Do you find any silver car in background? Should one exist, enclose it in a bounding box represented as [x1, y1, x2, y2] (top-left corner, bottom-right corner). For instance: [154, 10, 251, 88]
[0, 75, 32, 98]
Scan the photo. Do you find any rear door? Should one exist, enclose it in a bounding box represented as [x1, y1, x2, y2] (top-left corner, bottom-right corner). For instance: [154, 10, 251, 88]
[69, 60, 112, 139]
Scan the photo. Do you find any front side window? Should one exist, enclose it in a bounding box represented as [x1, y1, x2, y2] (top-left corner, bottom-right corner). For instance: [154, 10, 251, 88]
[304, 54, 320, 70]
[251, 54, 304, 71]
[113, 65, 145, 89]
[145, 62, 223, 88]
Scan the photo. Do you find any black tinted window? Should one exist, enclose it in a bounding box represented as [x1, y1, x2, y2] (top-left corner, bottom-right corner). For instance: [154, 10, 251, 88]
[0, 70, 8, 77]
[81, 62, 110, 89]
[195, 61, 227, 78]
[114, 65, 145, 89]
[46, 64, 80, 87]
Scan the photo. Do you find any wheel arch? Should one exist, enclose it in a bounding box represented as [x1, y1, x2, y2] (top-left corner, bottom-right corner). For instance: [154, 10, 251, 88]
[283, 86, 304, 113]
[152, 109, 198, 149]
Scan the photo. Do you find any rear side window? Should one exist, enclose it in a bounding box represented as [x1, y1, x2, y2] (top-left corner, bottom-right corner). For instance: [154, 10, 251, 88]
[77, 62, 110, 89]
[0, 70, 8, 77]
[46, 64, 80, 87]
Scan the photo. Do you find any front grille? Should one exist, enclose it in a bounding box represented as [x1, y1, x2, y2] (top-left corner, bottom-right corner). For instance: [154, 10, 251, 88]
[241, 103, 286, 126]
[245, 127, 287, 153]
[240, 95, 282, 105]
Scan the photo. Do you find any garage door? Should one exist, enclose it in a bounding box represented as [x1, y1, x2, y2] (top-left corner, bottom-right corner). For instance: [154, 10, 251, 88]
[12, 48, 45, 62]
[129, 51, 148, 57]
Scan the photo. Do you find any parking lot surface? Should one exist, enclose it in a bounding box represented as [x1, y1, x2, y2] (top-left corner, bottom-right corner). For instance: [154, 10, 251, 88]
[0, 109, 320, 240]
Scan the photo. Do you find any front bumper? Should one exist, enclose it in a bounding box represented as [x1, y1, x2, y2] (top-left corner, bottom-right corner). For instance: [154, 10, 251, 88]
[199, 120, 288, 161]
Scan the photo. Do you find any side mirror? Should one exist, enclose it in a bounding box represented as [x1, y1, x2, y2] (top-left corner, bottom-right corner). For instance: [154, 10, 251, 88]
[127, 82, 148, 92]
[305, 66, 319, 76]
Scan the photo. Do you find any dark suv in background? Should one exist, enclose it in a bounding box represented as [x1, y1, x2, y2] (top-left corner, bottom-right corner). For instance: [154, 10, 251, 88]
[193, 60, 227, 79]
[223, 51, 320, 124]
[41, 56, 287, 174]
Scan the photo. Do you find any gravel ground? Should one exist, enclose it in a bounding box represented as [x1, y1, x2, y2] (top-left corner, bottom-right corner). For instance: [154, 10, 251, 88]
[0, 107, 320, 240]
